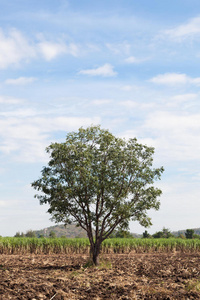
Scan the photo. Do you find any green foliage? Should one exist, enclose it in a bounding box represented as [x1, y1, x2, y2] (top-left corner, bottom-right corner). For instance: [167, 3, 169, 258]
[25, 230, 36, 238]
[14, 232, 25, 237]
[185, 229, 194, 239]
[49, 231, 56, 238]
[38, 234, 44, 238]
[0, 237, 90, 254]
[14, 231, 36, 238]
[193, 234, 200, 239]
[152, 228, 174, 239]
[1, 237, 200, 255]
[172, 228, 200, 238]
[178, 234, 186, 239]
[32, 125, 164, 264]
[109, 229, 134, 238]
[143, 230, 151, 238]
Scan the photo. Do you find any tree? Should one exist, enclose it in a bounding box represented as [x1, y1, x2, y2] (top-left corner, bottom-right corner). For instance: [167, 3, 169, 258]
[14, 232, 25, 237]
[193, 234, 200, 239]
[152, 227, 173, 238]
[49, 231, 56, 238]
[185, 229, 194, 239]
[152, 231, 163, 238]
[38, 234, 45, 238]
[143, 230, 151, 238]
[109, 229, 134, 238]
[178, 234, 185, 239]
[25, 230, 36, 238]
[32, 126, 164, 265]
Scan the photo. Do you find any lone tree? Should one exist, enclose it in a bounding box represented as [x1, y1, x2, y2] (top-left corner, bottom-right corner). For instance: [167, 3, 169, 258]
[32, 126, 164, 265]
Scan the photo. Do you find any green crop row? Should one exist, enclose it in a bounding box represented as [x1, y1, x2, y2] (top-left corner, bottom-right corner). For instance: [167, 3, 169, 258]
[0, 237, 200, 255]
[101, 238, 200, 253]
[0, 237, 90, 254]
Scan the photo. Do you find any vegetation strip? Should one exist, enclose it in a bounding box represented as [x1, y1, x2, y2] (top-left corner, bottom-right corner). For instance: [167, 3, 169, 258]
[1, 237, 200, 254]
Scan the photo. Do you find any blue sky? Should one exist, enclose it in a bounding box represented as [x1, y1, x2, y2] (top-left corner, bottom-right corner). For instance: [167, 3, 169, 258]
[0, 0, 200, 236]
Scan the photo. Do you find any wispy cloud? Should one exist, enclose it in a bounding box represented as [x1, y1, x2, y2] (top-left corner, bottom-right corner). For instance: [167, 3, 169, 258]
[5, 77, 37, 85]
[142, 111, 200, 162]
[38, 41, 79, 60]
[0, 110, 100, 162]
[149, 73, 200, 86]
[0, 108, 37, 117]
[79, 63, 117, 77]
[170, 93, 197, 103]
[106, 42, 131, 55]
[91, 99, 112, 105]
[124, 56, 147, 64]
[163, 16, 200, 40]
[0, 201, 6, 207]
[0, 28, 36, 69]
[121, 110, 200, 164]
[0, 95, 24, 104]
[0, 28, 80, 69]
[120, 100, 156, 110]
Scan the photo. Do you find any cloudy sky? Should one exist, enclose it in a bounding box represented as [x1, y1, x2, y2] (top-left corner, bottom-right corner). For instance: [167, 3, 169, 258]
[0, 0, 200, 236]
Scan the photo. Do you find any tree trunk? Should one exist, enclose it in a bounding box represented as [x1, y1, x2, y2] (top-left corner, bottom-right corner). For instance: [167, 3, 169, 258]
[90, 241, 101, 265]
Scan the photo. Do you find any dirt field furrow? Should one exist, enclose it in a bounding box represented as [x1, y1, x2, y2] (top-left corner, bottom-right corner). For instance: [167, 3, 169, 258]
[0, 253, 200, 299]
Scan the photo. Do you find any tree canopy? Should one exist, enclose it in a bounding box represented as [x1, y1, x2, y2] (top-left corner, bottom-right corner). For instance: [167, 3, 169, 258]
[32, 126, 164, 264]
[152, 227, 174, 239]
[185, 229, 194, 239]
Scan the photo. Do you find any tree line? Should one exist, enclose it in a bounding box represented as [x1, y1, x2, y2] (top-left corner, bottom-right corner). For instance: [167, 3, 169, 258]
[143, 228, 198, 239]
[14, 228, 198, 240]
[14, 230, 57, 238]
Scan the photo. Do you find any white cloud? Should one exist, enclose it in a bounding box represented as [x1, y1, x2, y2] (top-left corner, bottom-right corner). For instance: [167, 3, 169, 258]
[33, 116, 100, 132]
[165, 93, 198, 109]
[106, 42, 131, 55]
[120, 109, 200, 164]
[0, 201, 6, 207]
[5, 77, 37, 85]
[0, 114, 100, 162]
[0, 95, 24, 104]
[171, 93, 198, 102]
[121, 85, 133, 91]
[142, 111, 200, 162]
[124, 56, 139, 63]
[0, 28, 36, 69]
[91, 99, 112, 105]
[145, 111, 200, 131]
[0, 28, 80, 69]
[0, 108, 37, 117]
[79, 63, 117, 77]
[120, 100, 155, 110]
[149, 73, 200, 86]
[124, 56, 147, 64]
[163, 16, 200, 40]
[170, 93, 197, 103]
[38, 41, 79, 60]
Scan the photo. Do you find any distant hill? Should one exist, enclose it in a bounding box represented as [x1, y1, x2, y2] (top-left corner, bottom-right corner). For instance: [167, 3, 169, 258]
[34, 224, 87, 238]
[33, 224, 200, 239]
[172, 228, 200, 237]
[33, 224, 141, 239]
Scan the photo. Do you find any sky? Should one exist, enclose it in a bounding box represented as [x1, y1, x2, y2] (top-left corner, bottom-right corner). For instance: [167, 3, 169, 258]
[0, 0, 200, 236]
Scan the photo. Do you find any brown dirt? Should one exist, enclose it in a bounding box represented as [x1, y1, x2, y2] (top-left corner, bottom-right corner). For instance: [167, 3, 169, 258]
[0, 252, 200, 299]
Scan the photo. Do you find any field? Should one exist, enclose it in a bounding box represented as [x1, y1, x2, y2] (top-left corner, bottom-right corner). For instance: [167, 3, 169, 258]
[0, 238, 200, 299]
[1, 237, 200, 254]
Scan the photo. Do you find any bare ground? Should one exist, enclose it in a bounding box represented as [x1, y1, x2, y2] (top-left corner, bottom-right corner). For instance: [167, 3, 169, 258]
[0, 252, 200, 299]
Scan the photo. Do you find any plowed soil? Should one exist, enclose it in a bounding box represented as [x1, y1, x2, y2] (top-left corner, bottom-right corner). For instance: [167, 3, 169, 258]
[0, 252, 200, 299]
